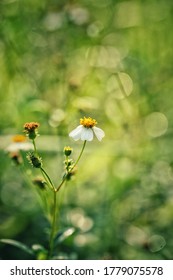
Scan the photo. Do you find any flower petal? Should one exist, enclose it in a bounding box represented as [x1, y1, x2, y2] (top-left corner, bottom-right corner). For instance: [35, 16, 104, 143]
[69, 125, 83, 141]
[93, 126, 105, 141]
[6, 142, 33, 152]
[81, 127, 94, 141]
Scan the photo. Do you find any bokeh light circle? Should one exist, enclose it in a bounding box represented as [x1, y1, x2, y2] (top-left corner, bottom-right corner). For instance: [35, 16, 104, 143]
[145, 112, 168, 137]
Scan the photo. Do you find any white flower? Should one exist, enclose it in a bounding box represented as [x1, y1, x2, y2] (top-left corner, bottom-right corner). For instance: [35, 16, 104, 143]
[6, 135, 33, 152]
[69, 117, 105, 141]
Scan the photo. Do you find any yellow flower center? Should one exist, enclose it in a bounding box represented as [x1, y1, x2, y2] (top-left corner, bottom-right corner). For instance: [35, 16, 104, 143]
[12, 135, 26, 143]
[80, 117, 97, 128]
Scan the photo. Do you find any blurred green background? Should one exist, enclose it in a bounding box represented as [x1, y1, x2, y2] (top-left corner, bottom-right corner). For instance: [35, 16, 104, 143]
[1, 0, 173, 260]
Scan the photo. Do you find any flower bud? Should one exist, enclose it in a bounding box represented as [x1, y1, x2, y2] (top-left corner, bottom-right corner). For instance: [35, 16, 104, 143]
[27, 152, 42, 168]
[33, 178, 46, 190]
[64, 158, 73, 168]
[64, 146, 73, 156]
[24, 122, 40, 140]
[9, 152, 22, 165]
[66, 168, 77, 181]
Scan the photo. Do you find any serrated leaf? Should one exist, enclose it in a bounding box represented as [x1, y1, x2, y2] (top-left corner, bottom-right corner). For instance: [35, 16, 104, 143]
[0, 239, 34, 256]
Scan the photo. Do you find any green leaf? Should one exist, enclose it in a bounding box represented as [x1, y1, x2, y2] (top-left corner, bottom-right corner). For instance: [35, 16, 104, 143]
[54, 227, 75, 245]
[32, 244, 46, 252]
[0, 239, 34, 256]
[32, 244, 48, 260]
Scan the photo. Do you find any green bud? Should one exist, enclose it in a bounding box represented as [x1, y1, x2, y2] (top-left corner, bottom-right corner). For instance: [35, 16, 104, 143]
[27, 152, 42, 168]
[66, 169, 76, 181]
[64, 146, 73, 156]
[28, 130, 37, 140]
[64, 158, 73, 167]
[33, 178, 46, 190]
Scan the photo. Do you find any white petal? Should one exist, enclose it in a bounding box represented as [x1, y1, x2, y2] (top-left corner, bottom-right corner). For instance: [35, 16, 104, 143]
[81, 127, 94, 141]
[69, 125, 83, 141]
[6, 143, 19, 152]
[20, 143, 33, 151]
[6, 142, 33, 152]
[93, 126, 105, 141]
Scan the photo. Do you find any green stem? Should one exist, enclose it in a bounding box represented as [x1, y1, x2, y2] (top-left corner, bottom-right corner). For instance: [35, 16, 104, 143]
[56, 176, 66, 193]
[56, 140, 87, 192]
[48, 190, 57, 259]
[32, 139, 38, 155]
[66, 155, 69, 172]
[73, 140, 86, 170]
[30, 135, 58, 258]
[41, 167, 55, 191]
[31, 139, 55, 191]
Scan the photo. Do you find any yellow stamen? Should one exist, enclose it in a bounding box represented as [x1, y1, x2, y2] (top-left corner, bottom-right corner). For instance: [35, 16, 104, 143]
[80, 117, 97, 128]
[64, 146, 73, 156]
[12, 135, 26, 143]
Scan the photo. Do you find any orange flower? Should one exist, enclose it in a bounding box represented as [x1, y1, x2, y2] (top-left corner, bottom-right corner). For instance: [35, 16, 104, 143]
[24, 122, 40, 132]
[12, 135, 26, 143]
[6, 135, 32, 152]
[24, 122, 40, 140]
